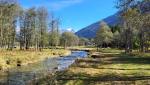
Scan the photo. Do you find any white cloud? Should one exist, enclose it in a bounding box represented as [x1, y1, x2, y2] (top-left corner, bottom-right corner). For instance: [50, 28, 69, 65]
[48, 0, 83, 11]
[66, 27, 73, 31]
[65, 27, 75, 32]
[21, 0, 83, 11]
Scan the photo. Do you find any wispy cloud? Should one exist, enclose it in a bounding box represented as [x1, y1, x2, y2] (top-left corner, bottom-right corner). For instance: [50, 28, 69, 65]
[46, 0, 84, 11]
[21, 0, 84, 11]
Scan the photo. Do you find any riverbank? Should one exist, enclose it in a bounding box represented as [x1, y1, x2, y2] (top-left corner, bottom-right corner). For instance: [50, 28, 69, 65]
[0, 51, 87, 85]
[56, 48, 150, 85]
[0, 49, 71, 71]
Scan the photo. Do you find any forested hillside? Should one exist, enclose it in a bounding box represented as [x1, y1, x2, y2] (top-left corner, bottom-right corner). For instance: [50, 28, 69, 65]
[75, 12, 120, 38]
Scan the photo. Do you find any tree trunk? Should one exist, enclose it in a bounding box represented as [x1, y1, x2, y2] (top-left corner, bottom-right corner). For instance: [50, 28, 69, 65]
[139, 30, 144, 53]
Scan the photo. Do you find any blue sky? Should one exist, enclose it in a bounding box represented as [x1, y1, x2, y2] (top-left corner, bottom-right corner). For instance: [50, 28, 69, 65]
[19, 0, 118, 32]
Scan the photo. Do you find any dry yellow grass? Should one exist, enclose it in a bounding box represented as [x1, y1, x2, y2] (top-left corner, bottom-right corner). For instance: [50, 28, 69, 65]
[0, 49, 70, 70]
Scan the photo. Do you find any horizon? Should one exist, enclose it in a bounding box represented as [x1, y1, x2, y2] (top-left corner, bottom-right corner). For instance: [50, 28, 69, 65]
[20, 0, 118, 32]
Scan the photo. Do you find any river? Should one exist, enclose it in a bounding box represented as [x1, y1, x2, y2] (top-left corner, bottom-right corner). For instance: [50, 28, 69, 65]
[0, 51, 88, 85]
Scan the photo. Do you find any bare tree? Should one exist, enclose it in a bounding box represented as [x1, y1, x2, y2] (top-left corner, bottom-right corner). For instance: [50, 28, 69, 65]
[0, 0, 18, 50]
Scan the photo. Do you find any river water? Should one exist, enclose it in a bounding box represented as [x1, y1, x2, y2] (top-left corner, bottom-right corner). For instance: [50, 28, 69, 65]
[0, 51, 88, 85]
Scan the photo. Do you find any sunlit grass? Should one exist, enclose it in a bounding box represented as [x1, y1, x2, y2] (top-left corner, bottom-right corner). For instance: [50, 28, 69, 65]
[57, 49, 150, 85]
[0, 49, 70, 70]
[98, 48, 124, 53]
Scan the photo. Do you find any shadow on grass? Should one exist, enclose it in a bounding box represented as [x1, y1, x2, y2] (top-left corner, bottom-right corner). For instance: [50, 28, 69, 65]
[79, 53, 150, 65]
[57, 71, 150, 81]
[74, 57, 150, 71]
[57, 72, 150, 85]
[57, 53, 150, 85]
[58, 80, 150, 85]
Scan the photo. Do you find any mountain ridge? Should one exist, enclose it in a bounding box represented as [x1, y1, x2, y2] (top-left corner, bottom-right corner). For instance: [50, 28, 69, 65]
[75, 1, 150, 39]
[75, 12, 120, 38]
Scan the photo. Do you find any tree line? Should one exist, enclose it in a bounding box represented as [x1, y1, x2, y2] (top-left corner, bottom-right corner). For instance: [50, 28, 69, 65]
[0, 0, 83, 51]
[95, 0, 150, 53]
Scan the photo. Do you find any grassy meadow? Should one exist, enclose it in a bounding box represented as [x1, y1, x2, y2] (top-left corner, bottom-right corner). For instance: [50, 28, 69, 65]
[56, 48, 150, 85]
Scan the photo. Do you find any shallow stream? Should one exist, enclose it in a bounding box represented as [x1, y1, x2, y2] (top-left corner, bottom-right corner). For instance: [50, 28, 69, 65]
[0, 51, 88, 85]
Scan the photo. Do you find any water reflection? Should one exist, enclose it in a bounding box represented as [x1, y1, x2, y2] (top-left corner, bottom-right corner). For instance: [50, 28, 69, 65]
[0, 51, 88, 85]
